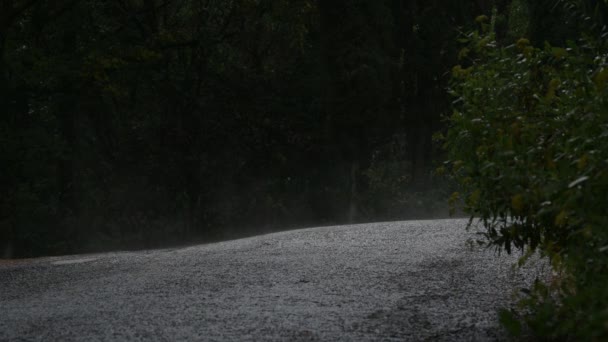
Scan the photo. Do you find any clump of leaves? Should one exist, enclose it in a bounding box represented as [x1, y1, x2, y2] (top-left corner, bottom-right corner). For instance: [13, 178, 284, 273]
[444, 10, 608, 341]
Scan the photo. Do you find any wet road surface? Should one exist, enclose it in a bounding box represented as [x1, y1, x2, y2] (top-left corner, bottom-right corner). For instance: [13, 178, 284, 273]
[0, 219, 546, 341]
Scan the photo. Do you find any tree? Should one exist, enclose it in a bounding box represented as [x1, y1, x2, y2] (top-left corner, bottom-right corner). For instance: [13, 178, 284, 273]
[2, 0, 493, 257]
[319, 0, 398, 221]
[445, 1, 608, 338]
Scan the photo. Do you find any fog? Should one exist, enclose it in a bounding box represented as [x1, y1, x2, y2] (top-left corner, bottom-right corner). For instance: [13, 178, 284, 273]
[1, 1, 468, 258]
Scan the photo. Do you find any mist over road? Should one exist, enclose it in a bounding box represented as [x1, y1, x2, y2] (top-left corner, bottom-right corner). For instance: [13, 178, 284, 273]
[0, 219, 545, 341]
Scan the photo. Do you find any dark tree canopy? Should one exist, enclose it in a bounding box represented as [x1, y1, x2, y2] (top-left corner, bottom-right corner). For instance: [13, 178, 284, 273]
[2, 0, 576, 258]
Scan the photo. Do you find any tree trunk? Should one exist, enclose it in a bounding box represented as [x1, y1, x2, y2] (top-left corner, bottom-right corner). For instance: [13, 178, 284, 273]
[0, 0, 9, 88]
[57, 97, 76, 217]
[348, 160, 359, 223]
[57, 27, 78, 220]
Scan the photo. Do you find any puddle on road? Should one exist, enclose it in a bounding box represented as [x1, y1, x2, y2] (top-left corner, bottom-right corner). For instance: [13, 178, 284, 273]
[52, 258, 98, 266]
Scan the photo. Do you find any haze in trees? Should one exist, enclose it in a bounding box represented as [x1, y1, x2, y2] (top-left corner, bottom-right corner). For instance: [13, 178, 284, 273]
[2, 0, 490, 258]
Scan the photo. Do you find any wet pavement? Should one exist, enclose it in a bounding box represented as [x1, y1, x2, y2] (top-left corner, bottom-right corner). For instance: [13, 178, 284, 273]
[0, 219, 546, 341]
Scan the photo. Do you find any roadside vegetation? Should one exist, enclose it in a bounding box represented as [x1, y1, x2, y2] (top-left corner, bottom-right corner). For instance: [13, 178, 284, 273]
[445, 0, 608, 339]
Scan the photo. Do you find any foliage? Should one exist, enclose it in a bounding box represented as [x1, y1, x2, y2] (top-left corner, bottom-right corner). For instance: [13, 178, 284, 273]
[445, 4, 608, 339]
[0, 0, 323, 256]
[1, 0, 478, 258]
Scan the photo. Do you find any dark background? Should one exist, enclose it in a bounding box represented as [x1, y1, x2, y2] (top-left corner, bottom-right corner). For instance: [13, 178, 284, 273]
[0, 0, 599, 258]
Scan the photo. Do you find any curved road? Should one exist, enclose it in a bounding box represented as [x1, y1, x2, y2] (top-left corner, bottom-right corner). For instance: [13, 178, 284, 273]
[0, 219, 545, 341]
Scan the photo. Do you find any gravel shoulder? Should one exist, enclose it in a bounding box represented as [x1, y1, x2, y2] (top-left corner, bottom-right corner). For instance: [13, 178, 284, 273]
[0, 219, 547, 341]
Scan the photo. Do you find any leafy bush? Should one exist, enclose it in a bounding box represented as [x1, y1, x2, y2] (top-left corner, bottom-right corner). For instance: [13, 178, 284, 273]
[444, 13, 608, 340]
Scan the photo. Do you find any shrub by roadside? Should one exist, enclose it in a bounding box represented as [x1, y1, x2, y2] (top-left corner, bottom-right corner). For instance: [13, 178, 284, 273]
[443, 13, 608, 340]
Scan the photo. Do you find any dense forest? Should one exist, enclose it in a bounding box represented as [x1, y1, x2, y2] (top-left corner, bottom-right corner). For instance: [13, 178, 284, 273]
[2, 0, 608, 338]
[1, 0, 484, 258]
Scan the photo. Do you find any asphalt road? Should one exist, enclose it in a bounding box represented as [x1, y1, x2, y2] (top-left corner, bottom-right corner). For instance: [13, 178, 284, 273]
[0, 219, 547, 341]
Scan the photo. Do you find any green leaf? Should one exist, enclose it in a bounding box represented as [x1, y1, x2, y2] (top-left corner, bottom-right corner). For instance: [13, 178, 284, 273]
[499, 309, 522, 336]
